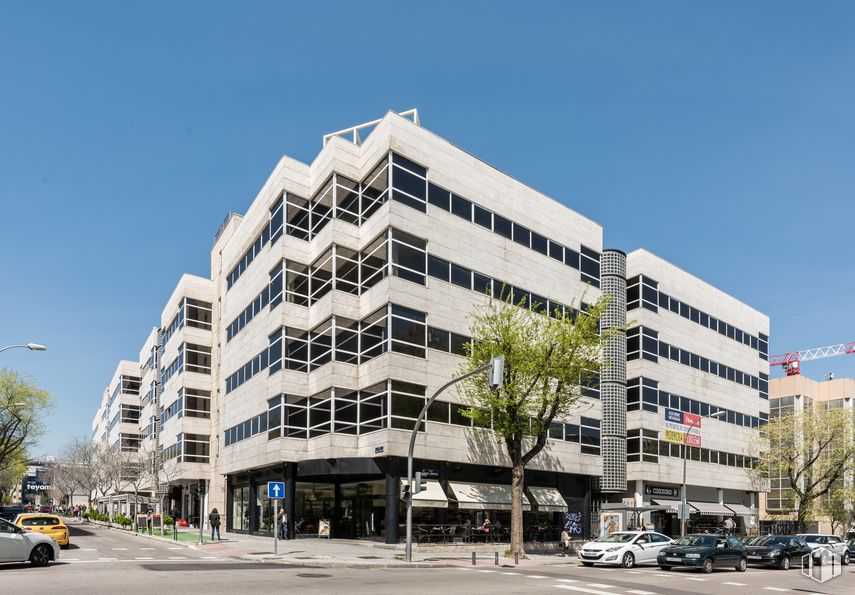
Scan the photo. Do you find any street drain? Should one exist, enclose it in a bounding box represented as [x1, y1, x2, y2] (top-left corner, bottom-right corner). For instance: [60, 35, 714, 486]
[297, 573, 332, 579]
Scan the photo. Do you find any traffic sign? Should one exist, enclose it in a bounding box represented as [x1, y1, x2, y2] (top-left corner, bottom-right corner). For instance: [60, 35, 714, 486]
[267, 481, 285, 499]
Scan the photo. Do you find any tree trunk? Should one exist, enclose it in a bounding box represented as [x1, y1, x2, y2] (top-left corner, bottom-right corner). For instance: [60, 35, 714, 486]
[510, 459, 526, 558]
[796, 499, 810, 534]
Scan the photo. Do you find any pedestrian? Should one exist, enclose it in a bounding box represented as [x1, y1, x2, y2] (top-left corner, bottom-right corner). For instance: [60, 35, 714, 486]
[723, 516, 735, 536]
[277, 507, 289, 540]
[560, 529, 571, 557]
[209, 508, 221, 541]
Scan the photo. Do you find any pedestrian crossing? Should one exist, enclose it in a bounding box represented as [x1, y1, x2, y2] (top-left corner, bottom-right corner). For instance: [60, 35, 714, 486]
[451, 565, 839, 595]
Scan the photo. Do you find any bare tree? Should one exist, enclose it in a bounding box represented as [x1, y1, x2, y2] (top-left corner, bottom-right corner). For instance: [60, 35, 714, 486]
[63, 437, 101, 508]
[47, 460, 81, 508]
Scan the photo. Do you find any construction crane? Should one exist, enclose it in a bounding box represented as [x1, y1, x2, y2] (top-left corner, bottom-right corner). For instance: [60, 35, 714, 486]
[768, 342, 855, 376]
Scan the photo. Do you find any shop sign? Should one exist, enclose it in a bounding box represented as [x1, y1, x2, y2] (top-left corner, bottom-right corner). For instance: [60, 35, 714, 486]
[420, 468, 439, 479]
[645, 485, 679, 498]
[374, 446, 384, 455]
[663, 408, 702, 446]
[318, 519, 331, 538]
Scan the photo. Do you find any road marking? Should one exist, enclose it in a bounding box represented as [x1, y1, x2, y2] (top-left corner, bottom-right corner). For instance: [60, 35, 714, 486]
[134, 557, 154, 560]
[111, 547, 128, 551]
[555, 579, 580, 583]
[555, 586, 620, 595]
[525, 575, 548, 579]
[168, 556, 187, 560]
[477, 570, 496, 573]
[454, 567, 471, 571]
[200, 556, 221, 559]
[762, 589, 789, 592]
[685, 577, 707, 581]
[140, 547, 156, 550]
[627, 591, 658, 595]
[587, 585, 616, 589]
[167, 547, 183, 550]
[98, 557, 118, 561]
[81, 548, 97, 551]
[63, 558, 79, 561]
[722, 582, 746, 586]
[652, 573, 671, 577]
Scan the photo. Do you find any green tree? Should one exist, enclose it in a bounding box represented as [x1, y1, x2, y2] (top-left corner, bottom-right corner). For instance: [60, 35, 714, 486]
[460, 295, 613, 558]
[0, 369, 52, 478]
[820, 485, 854, 536]
[751, 405, 855, 533]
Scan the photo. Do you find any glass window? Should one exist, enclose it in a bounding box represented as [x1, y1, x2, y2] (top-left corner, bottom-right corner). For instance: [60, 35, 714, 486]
[494, 214, 512, 239]
[473, 204, 492, 229]
[512, 223, 530, 248]
[530, 232, 548, 255]
[451, 194, 471, 220]
[428, 182, 450, 210]
[428, 254, 450, 281]
[450, 263, 471, 289]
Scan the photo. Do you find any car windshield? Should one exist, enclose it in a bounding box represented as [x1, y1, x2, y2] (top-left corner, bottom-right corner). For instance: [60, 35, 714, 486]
[746, 536, 786, 546]
[673, 535, 715, 547]
[802, 535, 826, 544]
[594, 533, 636, 543]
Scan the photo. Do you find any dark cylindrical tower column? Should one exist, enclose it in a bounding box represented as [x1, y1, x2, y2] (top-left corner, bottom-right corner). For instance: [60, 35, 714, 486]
[600, 249, 627, 493]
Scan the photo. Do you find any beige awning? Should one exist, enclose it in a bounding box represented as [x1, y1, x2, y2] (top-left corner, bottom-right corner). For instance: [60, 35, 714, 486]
[401, 479, 448, 508]
[651, 498, 681, 513]
[526, 487, 568, 513]
[725, 503, 754, 516]
[448, 481, 531, 511]
[689, 501, 734, 516]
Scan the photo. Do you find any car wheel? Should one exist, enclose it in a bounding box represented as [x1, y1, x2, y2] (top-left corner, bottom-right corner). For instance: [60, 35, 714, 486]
[30, 544, 51, 567]
[581, 562, 594, 567]
[659, 566, 671, 571]
[843, 552, 850, 566]
[621, 552, 635, 569]
[736, 557, 747, 572]
[702, 558, 714, 574]
[779, 556, 790, 570]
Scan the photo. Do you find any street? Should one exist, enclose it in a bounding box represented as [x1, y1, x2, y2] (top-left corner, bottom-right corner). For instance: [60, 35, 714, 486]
[2, 524, 854, 594]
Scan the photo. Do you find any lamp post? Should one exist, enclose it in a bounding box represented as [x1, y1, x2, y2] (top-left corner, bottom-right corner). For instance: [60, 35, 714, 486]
[405, 355, 504, 562]
[0, 343, 47, 354]
[680, 410, 725, 537]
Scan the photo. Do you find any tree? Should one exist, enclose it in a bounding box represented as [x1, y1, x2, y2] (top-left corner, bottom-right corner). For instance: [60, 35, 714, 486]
[0, 369, 52, 476]
[0, 453, 28, 505]
[63, 437, 101, 507]
[751, 405, 855, 533]
[47, 459, 82, 508]
[820, 485, 855, 536]
[460, 294, 612, 558]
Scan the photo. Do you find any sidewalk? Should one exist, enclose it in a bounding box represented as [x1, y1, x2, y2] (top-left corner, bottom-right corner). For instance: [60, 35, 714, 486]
[121, 523, 577, 569]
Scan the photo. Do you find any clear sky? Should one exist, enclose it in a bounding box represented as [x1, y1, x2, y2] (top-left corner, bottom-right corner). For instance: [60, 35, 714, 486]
[1, 1, 853, 457]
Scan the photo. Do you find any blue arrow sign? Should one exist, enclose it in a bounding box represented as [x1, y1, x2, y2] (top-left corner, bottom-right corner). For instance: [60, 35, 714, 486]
[267, 481, 285, 499]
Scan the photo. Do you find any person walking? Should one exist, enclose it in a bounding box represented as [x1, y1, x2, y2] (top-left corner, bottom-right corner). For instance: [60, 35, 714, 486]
[723, 516, 735, 535]
[209, 508, 221, 541]
[277, 507, 289, 540]
[560, 529, 571, 557]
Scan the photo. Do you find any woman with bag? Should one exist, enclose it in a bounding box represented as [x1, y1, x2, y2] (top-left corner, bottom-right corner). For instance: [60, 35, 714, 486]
[209, 508, 221, 541]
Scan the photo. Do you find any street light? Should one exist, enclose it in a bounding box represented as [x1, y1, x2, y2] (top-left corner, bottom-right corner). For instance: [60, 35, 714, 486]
[405, 355, 505, 562]
[680, 410, 725, 537]
[0, 343, 48, 353]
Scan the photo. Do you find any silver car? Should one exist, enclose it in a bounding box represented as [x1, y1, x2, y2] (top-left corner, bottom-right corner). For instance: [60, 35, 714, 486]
[0, 517, 60, 567]
[797, 533, 851, 566]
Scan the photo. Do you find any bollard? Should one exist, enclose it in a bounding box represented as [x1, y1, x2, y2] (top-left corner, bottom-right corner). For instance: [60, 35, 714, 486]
[494, 552, 499, 565]
[514, 552, 519, 566]
[472, 551, 476, 566]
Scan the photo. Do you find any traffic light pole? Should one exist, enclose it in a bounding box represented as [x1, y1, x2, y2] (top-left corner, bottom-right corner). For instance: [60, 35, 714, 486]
[406, 358, 502, 562]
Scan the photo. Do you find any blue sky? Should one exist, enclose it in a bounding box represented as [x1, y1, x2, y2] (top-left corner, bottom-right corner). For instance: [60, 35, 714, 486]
[1, 1, 853, 456]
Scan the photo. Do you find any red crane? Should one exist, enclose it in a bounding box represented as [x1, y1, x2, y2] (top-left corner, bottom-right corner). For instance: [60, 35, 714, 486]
[768, 342, 855, 376]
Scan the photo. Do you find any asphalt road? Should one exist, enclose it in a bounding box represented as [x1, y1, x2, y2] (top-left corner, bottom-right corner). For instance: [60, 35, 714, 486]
[2, 524, 854, 594]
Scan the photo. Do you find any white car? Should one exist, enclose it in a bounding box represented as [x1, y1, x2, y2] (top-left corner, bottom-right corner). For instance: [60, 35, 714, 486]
[0, 517, 60, 567]
[579, 531, 673, 568]
[797, 533, 851, 565]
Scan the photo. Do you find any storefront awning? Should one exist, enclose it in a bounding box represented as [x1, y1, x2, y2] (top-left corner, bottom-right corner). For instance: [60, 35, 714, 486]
[526, 487, 568, 513]
[448, 482, 531, 511]
[401, 479, 448, 508]
[651, 498, 681, 513]
[725, 503, 754, 516]
[689, 501, 734, 516]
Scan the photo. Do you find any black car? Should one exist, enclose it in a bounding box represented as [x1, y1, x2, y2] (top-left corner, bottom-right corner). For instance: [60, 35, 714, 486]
[847, 539, 855, 558]
[744, 535, 812, 569]
[0, 507, 26, 522]
[657, 534, 748, 573]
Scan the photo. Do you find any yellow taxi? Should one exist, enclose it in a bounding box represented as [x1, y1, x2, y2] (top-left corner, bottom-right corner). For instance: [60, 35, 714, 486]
[13, 513, 70, 548]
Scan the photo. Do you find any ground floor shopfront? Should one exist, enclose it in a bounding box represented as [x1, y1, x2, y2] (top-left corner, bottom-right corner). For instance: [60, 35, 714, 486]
[225, 456, 594, 544]
[604, 480, 759, 537]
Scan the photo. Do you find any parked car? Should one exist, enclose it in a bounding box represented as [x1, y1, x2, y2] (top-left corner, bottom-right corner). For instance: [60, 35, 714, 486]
[657, 533, 748, 573]
[0, 517, 60, 567]
[797, 534, 851, 565]
[12, 513, 70, 549]
[744, 535, 812, 569]
[578, 531, 673, 568]
[846, 538, 855, 558]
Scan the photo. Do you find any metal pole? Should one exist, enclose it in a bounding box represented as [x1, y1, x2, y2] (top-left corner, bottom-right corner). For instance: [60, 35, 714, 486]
[406, 363, 492, 562]
[274, 498, 278, 556]
[199, 490, 203, 544]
